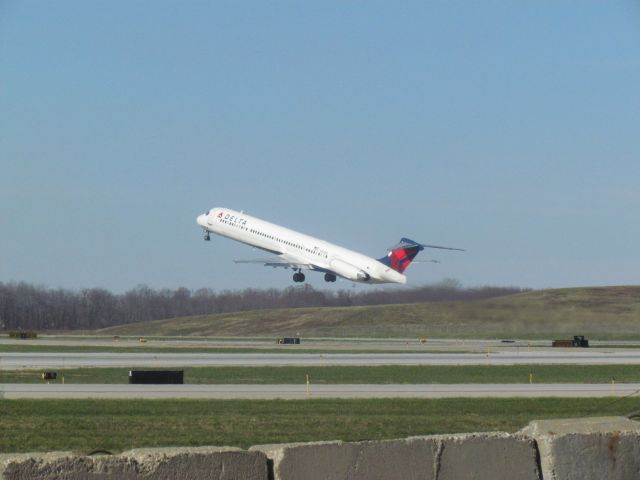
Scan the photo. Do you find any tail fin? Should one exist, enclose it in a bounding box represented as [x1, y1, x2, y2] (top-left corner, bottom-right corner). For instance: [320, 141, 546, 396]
[377, 238, 424, 273]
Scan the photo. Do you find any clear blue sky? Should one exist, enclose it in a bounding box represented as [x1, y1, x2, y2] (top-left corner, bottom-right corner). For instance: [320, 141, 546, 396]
[1, 1, 639, 292]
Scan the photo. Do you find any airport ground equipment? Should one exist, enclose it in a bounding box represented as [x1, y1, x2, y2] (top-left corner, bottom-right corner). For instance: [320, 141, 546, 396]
[572, 335, 589, 347]
[128, 370, 184, 384]
[9, 330, 37, 339]
[277, 337, 301, 345]
[552, 335, 589, 348]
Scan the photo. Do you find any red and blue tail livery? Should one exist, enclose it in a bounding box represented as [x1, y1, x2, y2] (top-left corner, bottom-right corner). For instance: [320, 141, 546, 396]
[378, 238, 425, 273]
[378, 238, 466, 273]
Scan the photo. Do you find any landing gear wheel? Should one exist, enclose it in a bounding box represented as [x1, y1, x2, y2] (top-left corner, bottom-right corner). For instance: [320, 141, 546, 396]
[204, 231, 211, 241]
[324, 273, 337, 282]
[293, 272, 306, 283]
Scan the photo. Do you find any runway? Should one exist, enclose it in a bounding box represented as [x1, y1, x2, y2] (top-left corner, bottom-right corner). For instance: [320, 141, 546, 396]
[3, 336, 636, 352]
[3, 351, 640, 369]
[1, 383, 638, 399]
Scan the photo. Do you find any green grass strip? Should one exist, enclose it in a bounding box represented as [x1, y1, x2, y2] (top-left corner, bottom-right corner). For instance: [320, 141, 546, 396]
[2, 365, 640, 384]
[2, 397, 640, 453]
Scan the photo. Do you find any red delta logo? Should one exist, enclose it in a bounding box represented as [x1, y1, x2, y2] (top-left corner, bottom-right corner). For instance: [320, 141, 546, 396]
[217, 211, 224, 218]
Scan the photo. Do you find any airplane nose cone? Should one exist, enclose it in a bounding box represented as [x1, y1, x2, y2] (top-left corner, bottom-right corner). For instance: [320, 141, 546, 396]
[197, 214, 206, 226]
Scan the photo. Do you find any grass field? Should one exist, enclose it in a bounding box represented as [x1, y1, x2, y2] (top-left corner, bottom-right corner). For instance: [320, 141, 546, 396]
[95, 286, 640, 339]
[2, 365, 639, 385]
[2, 397, 640, 453]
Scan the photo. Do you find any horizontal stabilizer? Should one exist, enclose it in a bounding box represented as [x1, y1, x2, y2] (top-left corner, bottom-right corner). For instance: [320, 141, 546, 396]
[387, 239, 465, 252]
[420, 243, 465, 252]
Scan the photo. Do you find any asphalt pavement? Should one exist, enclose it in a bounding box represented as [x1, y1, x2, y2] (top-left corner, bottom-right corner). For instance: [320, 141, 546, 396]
[3, 351, 640, 369]
[1, 383, 638, 399]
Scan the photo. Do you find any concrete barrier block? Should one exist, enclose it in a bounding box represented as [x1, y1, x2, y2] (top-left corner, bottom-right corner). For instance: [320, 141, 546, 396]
[121, 446, 269, 479]
[433, 433, 541, 480]
[0, 452, 136, 480]
[252, 437, 438, 480]
[521, 416, 640, 480]
[254, 433, 541, 480]
[0, 447, 268, 480]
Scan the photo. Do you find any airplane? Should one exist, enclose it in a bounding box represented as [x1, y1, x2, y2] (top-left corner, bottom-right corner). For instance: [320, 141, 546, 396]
[196, 207, 464, 285]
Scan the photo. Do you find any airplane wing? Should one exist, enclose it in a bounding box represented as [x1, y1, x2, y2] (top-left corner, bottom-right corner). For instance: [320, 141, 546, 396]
[233, 253, 315, 270]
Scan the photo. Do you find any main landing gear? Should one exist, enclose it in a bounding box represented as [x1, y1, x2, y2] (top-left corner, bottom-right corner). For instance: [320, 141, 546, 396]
[293, 270, 306, 283]
[324, 273, 337, 282]
[203, 231, 210, 241]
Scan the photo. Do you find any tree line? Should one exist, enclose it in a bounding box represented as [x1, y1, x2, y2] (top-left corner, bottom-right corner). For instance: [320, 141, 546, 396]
[0, 280, 529, 331]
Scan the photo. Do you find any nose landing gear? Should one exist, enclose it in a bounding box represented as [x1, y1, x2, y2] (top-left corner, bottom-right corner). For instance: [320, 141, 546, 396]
[203, 231, 210, 241]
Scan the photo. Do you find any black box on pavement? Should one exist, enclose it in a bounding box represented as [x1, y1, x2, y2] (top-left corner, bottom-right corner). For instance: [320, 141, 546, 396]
[128, 370, 184, 384]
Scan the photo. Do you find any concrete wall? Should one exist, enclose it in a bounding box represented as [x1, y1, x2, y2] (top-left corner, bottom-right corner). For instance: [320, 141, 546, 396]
[2, 417, 639, 480]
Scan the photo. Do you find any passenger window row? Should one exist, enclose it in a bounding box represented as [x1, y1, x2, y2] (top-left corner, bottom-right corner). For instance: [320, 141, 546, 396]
[224, 221, 329, 259]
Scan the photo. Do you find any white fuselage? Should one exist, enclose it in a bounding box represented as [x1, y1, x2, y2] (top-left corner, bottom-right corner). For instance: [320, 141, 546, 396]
[196, 208, 407, 284]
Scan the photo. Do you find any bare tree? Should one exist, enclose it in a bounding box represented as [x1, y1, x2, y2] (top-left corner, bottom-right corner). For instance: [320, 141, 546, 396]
[0, 281, 529, 331]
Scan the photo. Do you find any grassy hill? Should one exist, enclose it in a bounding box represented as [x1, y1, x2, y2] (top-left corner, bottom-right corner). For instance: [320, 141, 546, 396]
[98, 286, 640, 339]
